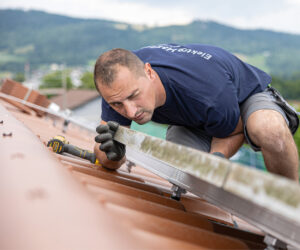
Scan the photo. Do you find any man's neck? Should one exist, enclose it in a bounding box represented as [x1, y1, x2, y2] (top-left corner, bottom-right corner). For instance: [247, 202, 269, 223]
[153, 69, 166, 108]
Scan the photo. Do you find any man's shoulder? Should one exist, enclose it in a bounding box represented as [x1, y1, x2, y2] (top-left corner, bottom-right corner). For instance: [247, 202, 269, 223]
[133, 43, 226, 55]
[132, 43, 231, 69]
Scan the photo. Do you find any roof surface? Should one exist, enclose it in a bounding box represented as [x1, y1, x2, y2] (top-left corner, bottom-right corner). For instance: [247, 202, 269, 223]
[0, 95, 268, 249]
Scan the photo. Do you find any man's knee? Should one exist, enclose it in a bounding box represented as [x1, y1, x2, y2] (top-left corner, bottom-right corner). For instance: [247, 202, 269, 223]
[246, 110, 291, 152]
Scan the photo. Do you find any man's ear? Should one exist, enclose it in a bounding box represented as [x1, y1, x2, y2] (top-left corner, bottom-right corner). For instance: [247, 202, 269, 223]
[144, 63, 154, 80]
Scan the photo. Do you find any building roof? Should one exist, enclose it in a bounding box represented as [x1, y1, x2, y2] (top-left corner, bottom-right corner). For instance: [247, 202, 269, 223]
[50, 89, 100, 110]
[0, 93, 267, 249]
[0, 79, 50, 116]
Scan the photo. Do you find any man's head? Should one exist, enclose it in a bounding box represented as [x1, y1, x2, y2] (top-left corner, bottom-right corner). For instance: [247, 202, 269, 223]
[94, 48, 160, 124]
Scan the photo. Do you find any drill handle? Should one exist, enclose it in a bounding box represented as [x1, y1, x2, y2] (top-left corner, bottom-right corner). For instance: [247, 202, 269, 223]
[63, 144, 96, 164]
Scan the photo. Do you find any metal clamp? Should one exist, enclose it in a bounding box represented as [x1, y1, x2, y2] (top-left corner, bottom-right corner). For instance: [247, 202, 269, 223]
[170, 185, 186, 201]
[264, 235, 287, 250]
[62, 119, 70, 133]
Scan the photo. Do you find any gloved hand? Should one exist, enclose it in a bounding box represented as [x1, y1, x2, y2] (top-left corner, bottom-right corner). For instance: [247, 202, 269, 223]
[95, 121, 126, 161]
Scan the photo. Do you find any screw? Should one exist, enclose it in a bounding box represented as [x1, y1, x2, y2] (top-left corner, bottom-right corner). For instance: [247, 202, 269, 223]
[2, 132, 13, 137]
[126, 160, 136, 173]
[10, 153, 25, 159]
[26, 188, 48, 201]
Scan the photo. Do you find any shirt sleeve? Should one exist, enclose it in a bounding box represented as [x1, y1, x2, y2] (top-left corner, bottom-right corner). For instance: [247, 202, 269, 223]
[101, 98, 132, 126]
[203, 84, 240, 138]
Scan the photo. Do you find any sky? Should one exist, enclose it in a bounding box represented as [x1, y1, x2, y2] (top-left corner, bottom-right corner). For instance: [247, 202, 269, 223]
[1, 0, 300, 34]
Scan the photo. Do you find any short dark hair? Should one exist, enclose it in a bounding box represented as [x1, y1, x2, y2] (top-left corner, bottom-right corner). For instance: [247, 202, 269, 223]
[94, 48, 145, 92]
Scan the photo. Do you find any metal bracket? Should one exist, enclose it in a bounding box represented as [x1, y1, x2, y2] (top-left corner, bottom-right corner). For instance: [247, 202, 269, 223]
[62, 109, 72, 133]
[126, 160, 136, 173]
[170, 184, 186, 201]
[264, 235, 287, 250]
[62, 119, 70, 133]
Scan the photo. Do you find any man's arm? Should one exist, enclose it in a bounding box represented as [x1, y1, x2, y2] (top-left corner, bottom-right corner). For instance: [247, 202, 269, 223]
[210, 117, 245, 158]
[94, 120, 128, 170]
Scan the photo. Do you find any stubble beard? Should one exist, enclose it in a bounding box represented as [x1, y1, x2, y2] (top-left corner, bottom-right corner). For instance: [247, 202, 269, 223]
[134, 109, 153, 124]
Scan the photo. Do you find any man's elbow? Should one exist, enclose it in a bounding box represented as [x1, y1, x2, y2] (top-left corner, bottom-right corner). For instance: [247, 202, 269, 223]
[229, 117, 244, 136]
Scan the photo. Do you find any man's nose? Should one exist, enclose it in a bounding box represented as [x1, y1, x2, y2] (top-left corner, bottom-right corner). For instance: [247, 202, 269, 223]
[124, 101, 137, 118]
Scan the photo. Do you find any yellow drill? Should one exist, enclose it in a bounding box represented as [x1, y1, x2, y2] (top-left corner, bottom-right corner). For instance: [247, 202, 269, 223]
[47, 135, 101, 166]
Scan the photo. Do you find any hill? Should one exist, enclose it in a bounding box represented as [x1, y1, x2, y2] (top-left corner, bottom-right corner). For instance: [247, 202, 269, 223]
[1, 9, 300, 76]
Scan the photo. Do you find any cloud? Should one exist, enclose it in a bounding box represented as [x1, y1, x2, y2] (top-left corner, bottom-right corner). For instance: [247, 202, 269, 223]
[225, 1, 300, 33]
[87, 0, 192, 26]
[0, 0, 192, 26]
[0, 0, 300, 34]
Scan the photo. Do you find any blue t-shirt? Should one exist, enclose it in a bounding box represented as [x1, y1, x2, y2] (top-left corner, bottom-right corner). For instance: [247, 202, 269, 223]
[101, 43, 271, 138]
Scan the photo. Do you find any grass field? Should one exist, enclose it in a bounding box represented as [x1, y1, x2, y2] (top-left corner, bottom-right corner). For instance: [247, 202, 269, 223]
[244, 53, 270, 73]
[0, 51, 25, 66]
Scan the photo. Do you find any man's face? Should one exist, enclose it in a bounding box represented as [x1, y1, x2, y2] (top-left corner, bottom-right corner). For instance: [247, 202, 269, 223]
[98, 66, 156, 124]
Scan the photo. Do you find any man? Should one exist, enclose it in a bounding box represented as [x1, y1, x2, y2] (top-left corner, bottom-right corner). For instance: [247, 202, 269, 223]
[94, 43, 299, 181]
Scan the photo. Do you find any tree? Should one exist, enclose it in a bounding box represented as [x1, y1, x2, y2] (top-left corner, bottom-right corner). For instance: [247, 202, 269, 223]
[13, 72, 25, 82]
[40, 70, 73, 89]
[270, 73, 300, 100]
[295, 129, 300, 157]
[294, 108, 300, 180]
[80, 71, 95, 89]
[295, 107, 300, 158]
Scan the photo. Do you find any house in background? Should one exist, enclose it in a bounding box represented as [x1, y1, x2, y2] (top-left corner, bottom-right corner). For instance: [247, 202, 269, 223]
[50, 89, 102, 127]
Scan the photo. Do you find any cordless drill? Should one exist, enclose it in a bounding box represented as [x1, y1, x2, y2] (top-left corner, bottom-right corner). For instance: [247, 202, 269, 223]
[47, 135, 101, 165]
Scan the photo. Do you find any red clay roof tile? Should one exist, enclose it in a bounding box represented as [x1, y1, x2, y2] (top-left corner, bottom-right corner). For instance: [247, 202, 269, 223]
[50, 89, 99, 110]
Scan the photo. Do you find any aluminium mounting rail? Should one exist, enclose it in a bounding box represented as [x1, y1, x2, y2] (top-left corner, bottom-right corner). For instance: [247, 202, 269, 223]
[114, 126, 300, 248]
[0, 92, 96, 132]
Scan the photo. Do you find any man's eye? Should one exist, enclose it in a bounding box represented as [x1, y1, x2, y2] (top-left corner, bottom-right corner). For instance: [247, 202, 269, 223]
[129, 93, 138, 99]
[112, 103, 122, 107]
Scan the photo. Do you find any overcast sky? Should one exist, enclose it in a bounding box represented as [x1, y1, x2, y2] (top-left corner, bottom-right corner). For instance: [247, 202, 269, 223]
[1, 0, 300, 34]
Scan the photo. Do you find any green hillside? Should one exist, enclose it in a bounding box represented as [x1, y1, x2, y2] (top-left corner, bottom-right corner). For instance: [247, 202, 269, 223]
[1, 9, 300, 76]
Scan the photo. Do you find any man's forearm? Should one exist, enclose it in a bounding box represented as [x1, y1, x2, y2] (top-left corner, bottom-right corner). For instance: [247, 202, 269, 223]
[94, 143, 126, 169]
[210, 133, 245, 158]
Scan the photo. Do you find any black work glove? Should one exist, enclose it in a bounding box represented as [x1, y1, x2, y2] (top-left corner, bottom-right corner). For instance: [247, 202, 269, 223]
[95, 121, 126, 161]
